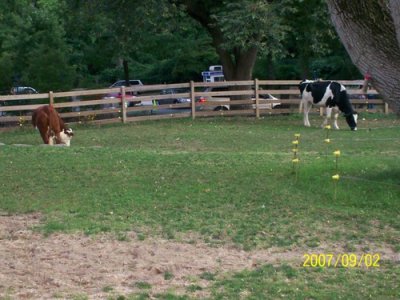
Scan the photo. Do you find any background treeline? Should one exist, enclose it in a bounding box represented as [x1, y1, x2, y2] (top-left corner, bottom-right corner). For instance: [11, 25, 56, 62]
[0, 0, 361, 93]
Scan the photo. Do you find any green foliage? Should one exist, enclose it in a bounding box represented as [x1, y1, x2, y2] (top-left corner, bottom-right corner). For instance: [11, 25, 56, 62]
[132, 22, 217, 83]
[0, 0, 76, 92]
[254, 0, 360, 79]
[0, 0, 362, 92]
[213, 1, 289, 57]
[208, 263, 400, 299]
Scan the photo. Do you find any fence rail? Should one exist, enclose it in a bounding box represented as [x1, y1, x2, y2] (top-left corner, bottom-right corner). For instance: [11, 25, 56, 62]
[0, 80, 389, 127]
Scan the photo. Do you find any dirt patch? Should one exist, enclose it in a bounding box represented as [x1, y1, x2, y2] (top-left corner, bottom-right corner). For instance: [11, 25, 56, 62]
[0, 214, 398, 299]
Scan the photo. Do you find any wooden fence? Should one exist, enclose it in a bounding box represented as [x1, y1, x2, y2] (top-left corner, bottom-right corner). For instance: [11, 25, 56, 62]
[0, 80, 389, 127]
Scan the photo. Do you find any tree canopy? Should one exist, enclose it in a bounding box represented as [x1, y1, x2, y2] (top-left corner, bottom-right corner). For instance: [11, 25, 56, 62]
[0, 0, 359, 93]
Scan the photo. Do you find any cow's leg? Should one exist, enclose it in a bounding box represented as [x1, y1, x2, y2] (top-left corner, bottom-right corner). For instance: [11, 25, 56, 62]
[333, 107, 340, 130]
[38, 127, 50, 144]
[48, 130, 55, 145]
[322, 106, 332, 128]
[303, 101, 312, 127]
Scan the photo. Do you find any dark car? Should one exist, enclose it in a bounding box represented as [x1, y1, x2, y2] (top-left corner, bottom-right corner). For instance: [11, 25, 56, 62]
[1, 86, 39, 116]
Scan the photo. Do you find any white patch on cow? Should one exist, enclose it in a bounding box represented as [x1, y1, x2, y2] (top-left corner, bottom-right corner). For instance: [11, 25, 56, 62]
[322, 106, 340, 130]
[49, 129, 73, 146]
[301, 89, 313, 102]
[302, 79, 314, 84]
[353, 114, 358, 130]
[340, 84, 346, 92]
[59, 131, 73, 146]
[317, 84, 333, 107]
[300, 81, 315, 127]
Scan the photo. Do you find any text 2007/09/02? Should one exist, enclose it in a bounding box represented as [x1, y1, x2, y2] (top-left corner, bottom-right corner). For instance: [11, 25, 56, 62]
[303, 253, 380, 268]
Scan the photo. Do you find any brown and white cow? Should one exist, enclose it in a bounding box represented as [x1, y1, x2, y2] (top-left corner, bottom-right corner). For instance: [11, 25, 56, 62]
[32, 105, 74, 146]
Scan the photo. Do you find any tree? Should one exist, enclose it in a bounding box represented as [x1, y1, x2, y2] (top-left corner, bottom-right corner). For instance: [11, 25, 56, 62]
[22, 0, 76, 91]
[64, 0, 120, 87]
[0, 0, 76, 92]
[252, 0, 360, 80]
[172, 0, 287, 81]
[326, 0, 400, 113]
[278, 0, 358, 79]
[131, 20, 217, 83]
[0, 0, 35, 92]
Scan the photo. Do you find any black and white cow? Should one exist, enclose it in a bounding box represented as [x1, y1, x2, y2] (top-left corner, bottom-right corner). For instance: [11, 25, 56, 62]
[299, 80, 358, 131]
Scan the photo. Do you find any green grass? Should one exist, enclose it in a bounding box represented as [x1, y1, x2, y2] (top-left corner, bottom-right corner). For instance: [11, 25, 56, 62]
[1, 113, 399, 298]
[208, 262, 400, 299]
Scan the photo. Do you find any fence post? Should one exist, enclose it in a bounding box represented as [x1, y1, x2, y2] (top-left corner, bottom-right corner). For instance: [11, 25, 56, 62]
[384, 102, 389, 114]
[254, 78, 260, 119]
[49, 91, 54, 106]
[121, 86, 127, 123]
[190, 81, 196, 120]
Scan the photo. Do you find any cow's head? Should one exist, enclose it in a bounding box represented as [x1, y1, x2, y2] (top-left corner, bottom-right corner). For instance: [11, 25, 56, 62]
[345, 113, 358, 131]
[59, 128, 74, 146]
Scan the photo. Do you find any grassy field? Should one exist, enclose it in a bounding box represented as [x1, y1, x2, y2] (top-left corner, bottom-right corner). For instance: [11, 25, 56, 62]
[1, 113, 399, 299]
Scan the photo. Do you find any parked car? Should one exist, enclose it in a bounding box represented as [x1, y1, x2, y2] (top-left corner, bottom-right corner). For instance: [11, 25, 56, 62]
[252, 93, 283, 109]
[157, 88, 191, 105]
[110, 79, 143, 89]
[197, 86, 230, 111]
[103, 79, 143, 108]
[1, 86, 39, 117]
[197, 87, 285, 111]
[10, 86, 39, 95]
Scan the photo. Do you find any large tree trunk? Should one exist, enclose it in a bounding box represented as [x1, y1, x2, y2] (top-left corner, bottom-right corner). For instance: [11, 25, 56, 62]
[180, 1, 257, 82]
[326, 0, 400, 114]
[177, 1, 257, 109]
[213, 38, 258, 81]
[389, 0, 400, 47]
